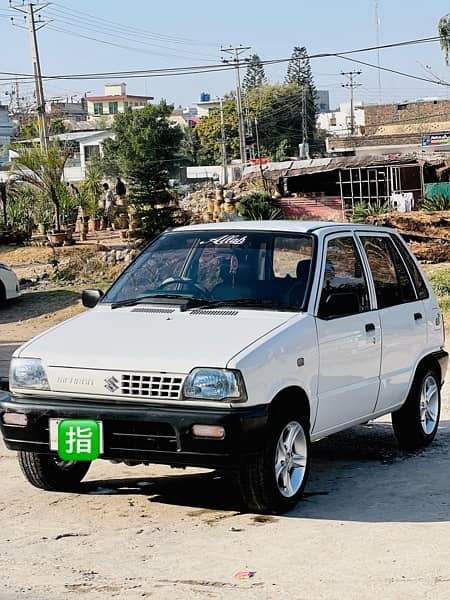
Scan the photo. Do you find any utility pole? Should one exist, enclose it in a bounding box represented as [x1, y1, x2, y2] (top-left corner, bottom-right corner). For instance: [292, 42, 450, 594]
[254, 117, 267, 192]
[299, 86, 310, 159]
[341, 71, 362, 136]
[219, 98, 228, 185]
[10, 1, 49, 151]
[221, 46, 251, 168]
[374, 0, 382, 102]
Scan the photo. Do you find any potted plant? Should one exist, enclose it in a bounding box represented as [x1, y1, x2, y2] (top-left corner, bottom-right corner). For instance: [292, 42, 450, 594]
[79, 162, 104, 233]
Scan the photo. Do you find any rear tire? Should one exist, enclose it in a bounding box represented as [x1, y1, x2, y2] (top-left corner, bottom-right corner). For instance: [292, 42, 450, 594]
[0, 282, 6, 306]
[238, 412, 310, 514]
[392, 368, 441, 450]
[18, 451, 91, 491]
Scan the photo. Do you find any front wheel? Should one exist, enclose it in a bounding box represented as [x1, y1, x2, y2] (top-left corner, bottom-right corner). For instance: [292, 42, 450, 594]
[238, 414, 310, 514]
[392, 368, 441, 450]
[18, 451, 91, 491]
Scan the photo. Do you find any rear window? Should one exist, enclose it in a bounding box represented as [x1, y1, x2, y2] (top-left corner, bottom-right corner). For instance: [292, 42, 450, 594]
[391, 235, 429, 300]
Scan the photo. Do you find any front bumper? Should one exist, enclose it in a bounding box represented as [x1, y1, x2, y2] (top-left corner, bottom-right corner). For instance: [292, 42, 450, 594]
[0, 393, 269, 469]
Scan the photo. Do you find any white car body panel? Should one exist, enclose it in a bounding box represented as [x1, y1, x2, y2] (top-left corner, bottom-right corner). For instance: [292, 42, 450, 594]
[0, 263, 19, 300]
[9, 221, 446, 442]
[228, 314, 319, 416]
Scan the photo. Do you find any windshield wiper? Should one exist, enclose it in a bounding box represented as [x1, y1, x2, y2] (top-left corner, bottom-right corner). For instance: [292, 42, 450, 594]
[191, 298, 297, 311]
[110, 293, 200, 310]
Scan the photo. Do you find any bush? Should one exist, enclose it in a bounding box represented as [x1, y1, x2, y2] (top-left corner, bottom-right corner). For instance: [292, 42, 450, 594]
[351, 201, 391, 224]
[428, 269, 450, 297]
[238, 192, 281, 220]
[421, 195, 450, 211]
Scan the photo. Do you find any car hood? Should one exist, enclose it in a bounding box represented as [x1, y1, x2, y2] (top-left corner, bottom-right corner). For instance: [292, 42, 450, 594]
[17, 305, 294, 373]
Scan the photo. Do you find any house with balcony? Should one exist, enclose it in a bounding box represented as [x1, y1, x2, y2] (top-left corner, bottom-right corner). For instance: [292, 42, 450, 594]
[86, 83, 153, 124]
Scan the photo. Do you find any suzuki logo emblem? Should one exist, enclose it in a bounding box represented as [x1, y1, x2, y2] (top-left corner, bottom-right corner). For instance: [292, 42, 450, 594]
[104, 376, 119, 392]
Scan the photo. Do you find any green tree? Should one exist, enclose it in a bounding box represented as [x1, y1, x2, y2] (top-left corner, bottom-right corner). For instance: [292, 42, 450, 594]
[179, 126, 202, 165]
[196, 85, 309, 162]
[102, 101, 184, 240]
[242, 54, 266, 91]
[20, 118, 67, 140]
[9, 142, 69, 231]
[196, 98, 239, 164]
[285, 46, 317, 145]
[439, 14, 450, 64]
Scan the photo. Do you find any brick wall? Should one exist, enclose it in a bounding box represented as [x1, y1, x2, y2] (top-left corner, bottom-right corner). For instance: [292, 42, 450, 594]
[364, 100, 450, 135]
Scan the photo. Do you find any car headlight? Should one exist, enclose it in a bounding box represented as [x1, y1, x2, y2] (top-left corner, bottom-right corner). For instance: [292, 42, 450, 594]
[183, 368, 247, 402]
[10, 358, 50, 390]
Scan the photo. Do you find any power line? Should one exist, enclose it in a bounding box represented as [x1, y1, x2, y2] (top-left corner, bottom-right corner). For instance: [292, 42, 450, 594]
[50, 1, 217, 47]
[221, 45, 251, 166]
[337, 55, 450, 87]
[10, 1, 50, 151]
[0, 34, 447, 87]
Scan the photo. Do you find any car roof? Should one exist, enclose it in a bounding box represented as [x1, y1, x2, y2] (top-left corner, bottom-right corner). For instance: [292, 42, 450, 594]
[174, 220, 396, 235]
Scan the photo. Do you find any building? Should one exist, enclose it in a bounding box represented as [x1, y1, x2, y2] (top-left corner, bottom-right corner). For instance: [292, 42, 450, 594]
[86, 83, 153, 123]
[242, 155, 429, 214]
[170, 106, 198, 128]
[4, 129, 114, 183]
[316, 90, 330, 113]
[317, 102, 365, 138]
[0, 105, 15, 166]
[194, 93, 220, 118]
[45, 99, 87, 121]
[327, 98, 450, 158]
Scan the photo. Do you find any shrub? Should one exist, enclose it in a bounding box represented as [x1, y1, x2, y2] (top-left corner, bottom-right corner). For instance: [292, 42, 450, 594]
[351, 201, 391, 224]
[428, 269, 450, 297]
[421, 195, 450, 211]
[238, 192, 281, 220]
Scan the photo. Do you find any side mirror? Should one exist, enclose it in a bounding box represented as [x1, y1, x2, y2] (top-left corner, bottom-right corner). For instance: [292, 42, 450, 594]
[319, 291, 360, 319]
[82, 289, 104, 308]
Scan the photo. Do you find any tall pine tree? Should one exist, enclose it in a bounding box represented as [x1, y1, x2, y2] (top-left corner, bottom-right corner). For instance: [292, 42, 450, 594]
[242, 54, 266, 91]
[285, 46, 317, 146]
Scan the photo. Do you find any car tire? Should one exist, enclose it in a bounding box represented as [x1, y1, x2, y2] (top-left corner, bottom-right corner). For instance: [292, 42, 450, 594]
[18, 451, 91, 491]
[392, 367, 441, 450]
[238, 412, 310, 514]
[0, 282, 6, 306]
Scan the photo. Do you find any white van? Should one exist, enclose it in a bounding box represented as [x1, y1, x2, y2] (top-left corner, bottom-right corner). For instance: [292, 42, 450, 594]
[0, 221, 447, 513]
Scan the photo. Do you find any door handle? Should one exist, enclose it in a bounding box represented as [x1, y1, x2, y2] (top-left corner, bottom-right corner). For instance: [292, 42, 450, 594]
[414, 312, 423, 321]
[365, 323, 376, 332]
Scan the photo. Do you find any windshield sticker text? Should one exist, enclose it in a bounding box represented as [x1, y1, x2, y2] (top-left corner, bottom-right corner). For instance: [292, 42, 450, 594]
[200, 235, 247, 246]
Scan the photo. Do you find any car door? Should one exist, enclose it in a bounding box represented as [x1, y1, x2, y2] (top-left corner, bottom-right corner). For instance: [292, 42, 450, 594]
[357, 233, 427, 412]
[313, 234, 382, 434]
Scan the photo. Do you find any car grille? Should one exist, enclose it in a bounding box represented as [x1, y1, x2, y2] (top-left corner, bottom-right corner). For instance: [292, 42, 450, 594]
[121, 373, 184, 400]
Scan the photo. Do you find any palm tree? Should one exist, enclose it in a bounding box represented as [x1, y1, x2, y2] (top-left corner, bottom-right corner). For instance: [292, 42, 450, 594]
[9, 142, 69, 232]
[439, 14, 450, 65]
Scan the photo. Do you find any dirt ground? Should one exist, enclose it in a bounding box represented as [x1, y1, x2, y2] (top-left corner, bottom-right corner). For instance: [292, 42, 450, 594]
[0, 235, 450, 599]
[0, 388, 449, 600]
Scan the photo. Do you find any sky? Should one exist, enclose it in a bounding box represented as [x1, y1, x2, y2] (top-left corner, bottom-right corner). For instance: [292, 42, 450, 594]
[1, 0, 450, 111]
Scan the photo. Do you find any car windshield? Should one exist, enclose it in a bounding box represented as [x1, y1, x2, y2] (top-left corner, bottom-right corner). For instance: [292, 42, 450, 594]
[102, 230, 315, 310]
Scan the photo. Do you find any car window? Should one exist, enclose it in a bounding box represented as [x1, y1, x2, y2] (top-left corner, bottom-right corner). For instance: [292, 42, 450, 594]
[391, 235, 429, 300]
[103, 230, 314, 310]
[318, 236, 370, 319]
[360, 236, 416, 308]
[273, 237, 312, 278]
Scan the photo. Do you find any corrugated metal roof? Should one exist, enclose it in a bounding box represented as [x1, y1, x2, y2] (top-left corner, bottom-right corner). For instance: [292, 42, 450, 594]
[242, 155, 421, 180]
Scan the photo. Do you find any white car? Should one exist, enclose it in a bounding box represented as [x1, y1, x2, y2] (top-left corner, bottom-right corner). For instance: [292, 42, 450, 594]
[0, 221, 447, 514]
[0, 262, 20, 304]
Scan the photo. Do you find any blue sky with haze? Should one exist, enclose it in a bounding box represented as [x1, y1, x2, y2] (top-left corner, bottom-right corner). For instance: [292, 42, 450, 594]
[2, 0, 450, 110]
